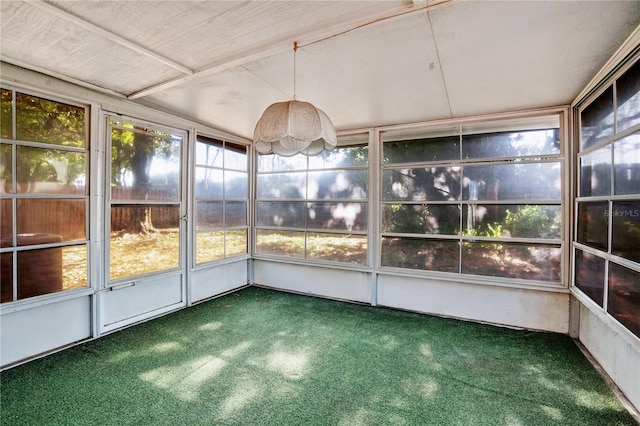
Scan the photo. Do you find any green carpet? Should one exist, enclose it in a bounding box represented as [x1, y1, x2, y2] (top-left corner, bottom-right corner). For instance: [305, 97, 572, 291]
[0, 287, 635, 425]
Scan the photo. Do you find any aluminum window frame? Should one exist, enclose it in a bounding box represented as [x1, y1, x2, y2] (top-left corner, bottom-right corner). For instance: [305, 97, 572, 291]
[379, 112, 566, 287]
[0, 86, 90, 303]
[573, 51, 640, 340]
[253, 133, 370, 267]
[192, 134, 250, 266]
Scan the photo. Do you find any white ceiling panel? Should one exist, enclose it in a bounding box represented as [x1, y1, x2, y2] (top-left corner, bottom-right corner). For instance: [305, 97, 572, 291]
[1, 1, 639, 139]
[46, 1, 415, 71]
[430, 1, 640, 117]
[1, 1, 184, 94]
[140, 66, 289, 139]
[242, 11, 453, 133]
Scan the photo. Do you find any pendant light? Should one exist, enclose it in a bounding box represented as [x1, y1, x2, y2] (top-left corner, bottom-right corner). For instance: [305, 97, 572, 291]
[253, 42, 337, 157]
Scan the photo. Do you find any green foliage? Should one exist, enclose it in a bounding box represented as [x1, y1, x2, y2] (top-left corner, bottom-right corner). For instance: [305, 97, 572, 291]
[463, 222, 504, 238]
[505, 205, 559, 238]
[1, 88, 12, 139]
[15, 92, 85, 147]
[2, 89, 88, 191]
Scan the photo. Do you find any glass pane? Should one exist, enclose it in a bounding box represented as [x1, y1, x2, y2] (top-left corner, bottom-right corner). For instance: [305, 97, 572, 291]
[614, 133, 640, 195]
[383, 136, 460, 164]
[110, 206, 180, 280]
[62, 245, 87, 291]
[196, 231, 224, 264]
[225, 229, 247, 257]
[462, 204, 561, 239]
[256, 172, 306, 199]
[307, 202, 367, 231]
[307, 233, 367, 264]
[16, 146, 86, 194]
[616, 60, 640, 133]
[15, 93, 85, 148]
[1, 252, 13, 303]
[195, 136, 223, 167]
[608, 263, 640, 338]
[0, 143, 11, 193]
[257, 153, 307, 172]
[1, 245, 87, 302]
[1, 88, 12, 139]
[611, 201, 640, 263]
[381, 237, 459, 272]
[577, 202, 609, 251]
[17, 247, 64, 299]
[575, 250, 605, 307]
[256, 202, 305, 228]
[1, 198, 12, 238]
[382, 167, 461, 202]
[382, 204, 460, 235]
[464, 163, 561, 201]
[462, 242, 561, 282]
[225, 201, 247, 227]
[580, 145, 611, 197]
[110, 128, 181, 201]
[308, 170, 367, 199]
[196, 201, 223, 229]
[463, 129, 560, 159]
[224, 142, 247, 171]
[224, 170, 248, 198]
[308, 145, 368, 168]
[255, 229, 305, 257]
[195, 167, 223, 199]
[581, 86, 614, 149]
[17, 199, 86, 243]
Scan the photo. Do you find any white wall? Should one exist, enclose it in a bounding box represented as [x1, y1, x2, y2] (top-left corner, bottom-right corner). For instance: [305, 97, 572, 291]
[378, 274, 570, 333]
[0, 294, 92, 367]
[253, 260, 372, 304]
[190, 260, 249, 304]
[578, 300, 640, 412]
[253, 260, 571, 333]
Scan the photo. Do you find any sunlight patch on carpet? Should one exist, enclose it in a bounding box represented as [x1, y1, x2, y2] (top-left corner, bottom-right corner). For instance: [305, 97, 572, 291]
[199, 321, 223, 331]
[540, 405, 564, 421]
[139, 355, 226, 400]
[221, 341, 253, 358]
[419, 342, 442, 371]
[218, 377, 261, 419]
[248, 342, 313, 380]
[149, 341, 182, 353]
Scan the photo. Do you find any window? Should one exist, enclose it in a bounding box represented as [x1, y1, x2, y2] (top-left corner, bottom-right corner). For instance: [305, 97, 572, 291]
[575, 56, 640, 339]
[381, 115, 563, 283]
[107, 118, 184, 282]
[194, 135, 248, 264]
[1, 88, 88, 302]
[255, 134, 369, 265]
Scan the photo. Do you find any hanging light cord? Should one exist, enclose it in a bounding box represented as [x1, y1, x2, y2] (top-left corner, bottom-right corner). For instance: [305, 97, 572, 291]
[293, 41, 298, 100]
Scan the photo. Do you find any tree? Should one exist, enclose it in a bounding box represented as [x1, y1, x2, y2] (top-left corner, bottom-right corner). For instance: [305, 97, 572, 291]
[1, 90, 87, 194]
[110, 124, 180, 235]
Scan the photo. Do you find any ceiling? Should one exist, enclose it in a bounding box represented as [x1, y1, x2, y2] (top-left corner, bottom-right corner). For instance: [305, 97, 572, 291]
[2, 1, 639, 140]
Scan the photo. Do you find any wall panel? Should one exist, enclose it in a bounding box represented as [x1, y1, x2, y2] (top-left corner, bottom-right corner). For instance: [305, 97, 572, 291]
[579, 303, 640, 412]
[377, 275, 570, 333]
[1, 296, 91, 368]
[253, 260, 372, 303]
[190, 260, 248, 303]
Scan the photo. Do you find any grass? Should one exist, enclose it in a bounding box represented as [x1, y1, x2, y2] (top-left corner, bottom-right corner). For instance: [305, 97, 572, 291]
[1, 287, 635, 425]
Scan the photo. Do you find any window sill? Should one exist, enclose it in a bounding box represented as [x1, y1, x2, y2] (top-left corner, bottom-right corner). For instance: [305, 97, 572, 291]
[0, 286, 94, 315]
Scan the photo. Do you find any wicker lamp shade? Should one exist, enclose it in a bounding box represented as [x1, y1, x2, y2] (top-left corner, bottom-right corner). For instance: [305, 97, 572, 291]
[253, 100, 337, 157]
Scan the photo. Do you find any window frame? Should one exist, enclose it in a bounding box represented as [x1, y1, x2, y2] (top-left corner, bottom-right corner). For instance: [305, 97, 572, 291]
[0, 86, 90, 303]
[253, 133, 370, 267]
[192, 134, 250, 266]
[573, 51, 640, 341]
[105, 115, 187, 286]
[379, 112, 566, 286]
